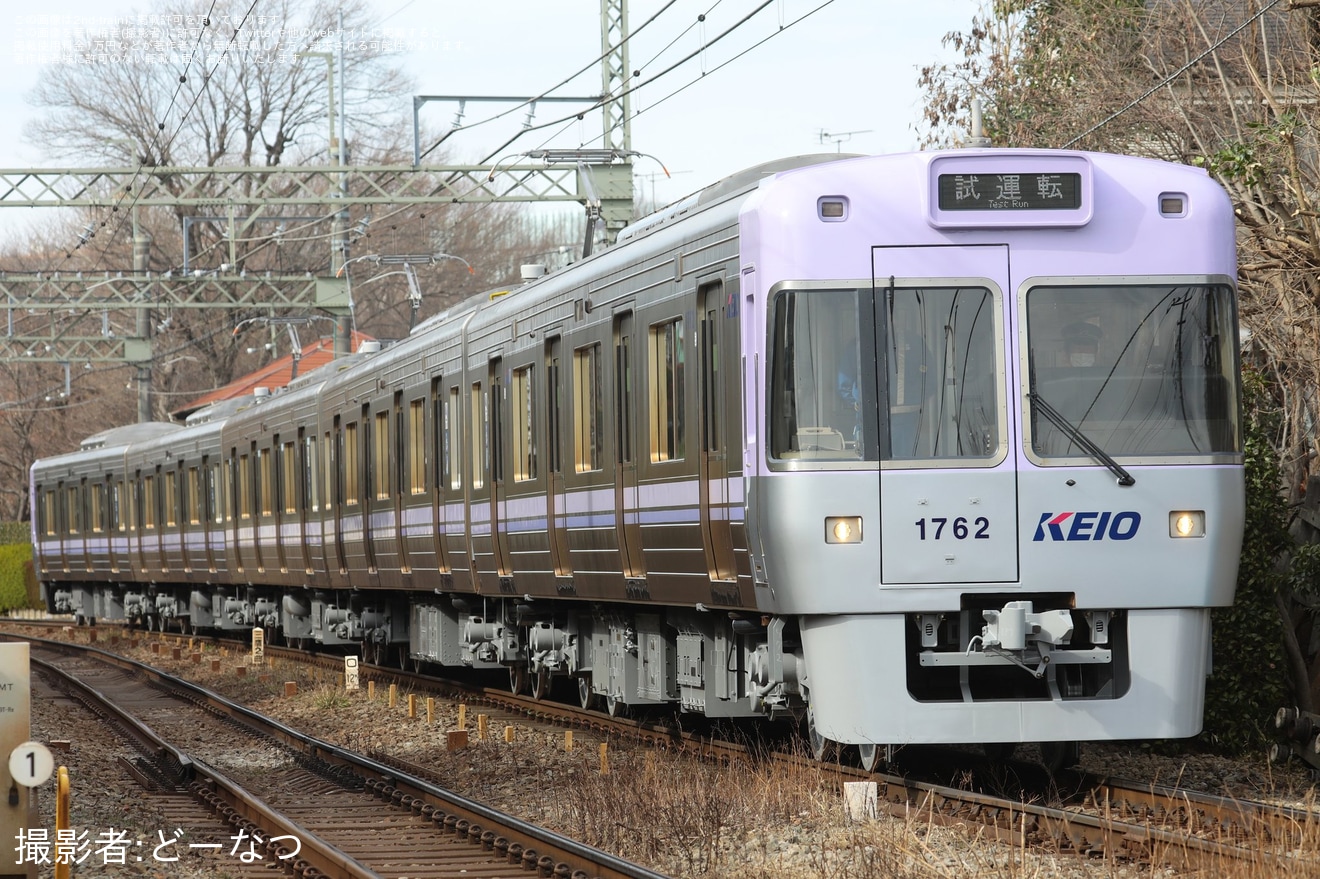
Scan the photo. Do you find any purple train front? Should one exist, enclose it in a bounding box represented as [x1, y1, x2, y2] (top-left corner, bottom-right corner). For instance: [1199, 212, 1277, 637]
[32, 149, 1243, 767]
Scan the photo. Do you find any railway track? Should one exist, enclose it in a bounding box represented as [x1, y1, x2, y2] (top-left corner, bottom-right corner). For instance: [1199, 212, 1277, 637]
[26, 635, 668, 879]
[10, 623, 1320, 874]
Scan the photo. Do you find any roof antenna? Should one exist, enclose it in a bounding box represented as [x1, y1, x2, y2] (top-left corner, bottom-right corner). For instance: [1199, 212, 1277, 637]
[966, 98, 992, 148]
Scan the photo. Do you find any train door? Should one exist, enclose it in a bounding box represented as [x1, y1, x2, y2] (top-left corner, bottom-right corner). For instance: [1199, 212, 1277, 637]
[394, 392, 411, 575]
[488, 359, 512, 579]
[296, 431, 314, 575]
[871, 244, 1016, 584]
[330, 420, 347, 576]
[698, 280, 738, 585]
[109, 479, 123, 574]
[614, 312, 645, 580]
[429, 376, 453, 575]
[545, 337, 572, 581]
[202, 459, 218, 573]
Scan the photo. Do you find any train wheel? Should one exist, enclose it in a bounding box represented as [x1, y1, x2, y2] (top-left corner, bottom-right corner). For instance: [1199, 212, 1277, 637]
[1039, 741, 1080, 774]
[363, 639, 385, 666]
[857, 743, 882, 773]
[508, 664, 527, 695]
[605, 694, 629, 718]
[807, 706, 836, 762]
[531, 668, 552, 701]
[577, 675, 594, 710]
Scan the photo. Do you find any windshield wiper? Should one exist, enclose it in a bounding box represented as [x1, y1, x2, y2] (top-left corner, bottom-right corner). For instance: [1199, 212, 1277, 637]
[1028, 392, 1135, 487]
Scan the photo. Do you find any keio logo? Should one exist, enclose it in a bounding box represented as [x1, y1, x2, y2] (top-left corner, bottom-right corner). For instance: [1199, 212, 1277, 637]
[1032, 511, 1141, 542]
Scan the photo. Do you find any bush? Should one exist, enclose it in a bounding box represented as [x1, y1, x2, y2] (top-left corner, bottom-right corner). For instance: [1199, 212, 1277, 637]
[0, 543, 34, 613]
[1200, 370, 1290, 752]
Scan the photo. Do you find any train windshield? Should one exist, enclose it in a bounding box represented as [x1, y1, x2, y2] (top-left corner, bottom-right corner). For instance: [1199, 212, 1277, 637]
[768, 285, 1000, 463]
[1026, 283, 1240, 458]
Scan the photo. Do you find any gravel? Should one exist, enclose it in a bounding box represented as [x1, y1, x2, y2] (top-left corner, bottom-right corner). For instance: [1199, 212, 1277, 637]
[20, 624, 1320, 879]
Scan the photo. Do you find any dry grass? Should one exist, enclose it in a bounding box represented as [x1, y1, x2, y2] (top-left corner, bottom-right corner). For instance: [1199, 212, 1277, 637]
[45, 627, 1320, 879]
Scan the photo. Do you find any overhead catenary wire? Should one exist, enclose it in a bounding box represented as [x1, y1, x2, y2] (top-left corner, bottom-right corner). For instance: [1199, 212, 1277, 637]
[1061, 0, 1285, 148]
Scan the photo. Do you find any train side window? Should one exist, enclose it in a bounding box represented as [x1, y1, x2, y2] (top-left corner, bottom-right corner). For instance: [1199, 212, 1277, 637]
[185, 467, 200, 525]
[512, 365, 537, 481]
[343, 422, 360, 505]
[66, 486, 80, 535]
[470, 382, 486, 489]
[111, 482, 124, 532]
[322, 431, 334, 509]
[90, 483, 105, 533]
[143, 475, 157, 530]
[546, 344, 562, 474]
[648, 318, 686, 462]
[164, 470, 177, 527]
[281, 441, 297, 514]
[374, 410, 391, 500]
[409, 398, 426, 494]
[43, 490, 56, 536]
[258, 448, 274, 517]
[573, 344, 603, 472]
[238, 454, 252, 519]
[206, 464, 219, 525]
[127, 480, 138, 533]
[303, 434, 318, 512]
[430, 377, 443, 493]
[446, 387, 462, 490]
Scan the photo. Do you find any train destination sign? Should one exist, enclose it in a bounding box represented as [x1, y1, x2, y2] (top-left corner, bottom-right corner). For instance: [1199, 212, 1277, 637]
[937, 172, 1082, 211]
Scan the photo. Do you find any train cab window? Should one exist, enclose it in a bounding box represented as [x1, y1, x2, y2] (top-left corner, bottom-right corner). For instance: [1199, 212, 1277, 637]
[512, 366, 537, 481]
[769, 285, 999, 463]
[409, 399, 426, 494]
[648, 319, 686, 462]
[1026, 282, 1241, 458]
[573, 344, 604, 472]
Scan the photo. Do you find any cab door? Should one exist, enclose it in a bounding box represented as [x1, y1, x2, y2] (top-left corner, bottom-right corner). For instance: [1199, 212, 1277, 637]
[872, 244, 1017, 584]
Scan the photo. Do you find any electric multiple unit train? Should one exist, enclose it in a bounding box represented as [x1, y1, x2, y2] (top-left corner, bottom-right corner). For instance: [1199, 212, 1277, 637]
[32, 148, 1244, 768]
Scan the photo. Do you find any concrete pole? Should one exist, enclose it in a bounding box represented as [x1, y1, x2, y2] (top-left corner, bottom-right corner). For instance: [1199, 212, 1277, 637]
[132, 218, 153, 422]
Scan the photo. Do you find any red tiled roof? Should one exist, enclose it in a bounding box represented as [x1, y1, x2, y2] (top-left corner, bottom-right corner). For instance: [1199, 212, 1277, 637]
[171, 331, 374, 419]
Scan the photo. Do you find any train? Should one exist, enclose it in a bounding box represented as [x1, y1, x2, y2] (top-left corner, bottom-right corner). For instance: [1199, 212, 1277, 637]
[31, 148, 1245, 770]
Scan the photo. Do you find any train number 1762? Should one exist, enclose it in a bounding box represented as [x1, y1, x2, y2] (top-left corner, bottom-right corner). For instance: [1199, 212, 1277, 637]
[914, 517, 990, 540]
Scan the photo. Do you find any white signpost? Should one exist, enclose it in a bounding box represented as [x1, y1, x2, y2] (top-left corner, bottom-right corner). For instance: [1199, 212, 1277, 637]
[344, 656, 360, 692]
[0, 642, 36, 878]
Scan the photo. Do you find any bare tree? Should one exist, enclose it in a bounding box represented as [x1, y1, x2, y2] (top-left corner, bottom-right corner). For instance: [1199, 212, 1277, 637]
[26, 0, 412, 168]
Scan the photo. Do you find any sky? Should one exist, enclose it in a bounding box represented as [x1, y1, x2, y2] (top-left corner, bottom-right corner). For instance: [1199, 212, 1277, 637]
[0, 0, 978, 243]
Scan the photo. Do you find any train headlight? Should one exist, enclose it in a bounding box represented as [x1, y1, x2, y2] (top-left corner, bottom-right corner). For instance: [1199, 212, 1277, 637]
[825, 516, 863, 544]
[1169, 511, 1205, 538]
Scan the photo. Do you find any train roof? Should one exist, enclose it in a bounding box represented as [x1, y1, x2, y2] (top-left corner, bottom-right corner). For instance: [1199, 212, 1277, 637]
[79, 421, 183, 451]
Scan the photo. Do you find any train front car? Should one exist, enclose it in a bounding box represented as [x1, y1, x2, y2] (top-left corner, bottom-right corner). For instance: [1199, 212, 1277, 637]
[743, 150, 1243, 763]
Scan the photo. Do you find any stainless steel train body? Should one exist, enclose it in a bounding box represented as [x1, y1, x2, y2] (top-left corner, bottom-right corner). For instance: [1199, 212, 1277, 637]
[32, 149, 1244, 755]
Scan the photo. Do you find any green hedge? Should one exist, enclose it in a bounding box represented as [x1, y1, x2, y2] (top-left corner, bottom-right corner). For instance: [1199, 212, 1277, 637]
[0, 543, 34, 612]
[0, 522, 29, 546]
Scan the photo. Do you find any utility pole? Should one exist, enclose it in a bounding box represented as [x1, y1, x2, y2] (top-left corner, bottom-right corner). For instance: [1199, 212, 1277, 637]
[131, 212, 152, 422]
